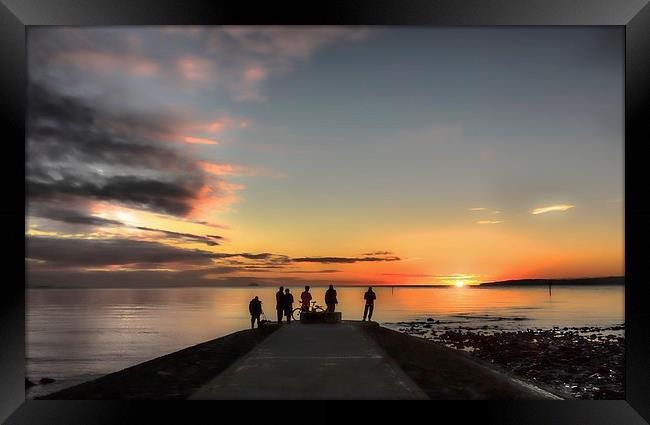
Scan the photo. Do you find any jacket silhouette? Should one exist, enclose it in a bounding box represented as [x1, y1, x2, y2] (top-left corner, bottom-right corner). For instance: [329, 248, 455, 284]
[276, 287, 285, 323]
[249, 296, 263, 329]
[325, 285, 338, 313]
[363, 288, 376, 321]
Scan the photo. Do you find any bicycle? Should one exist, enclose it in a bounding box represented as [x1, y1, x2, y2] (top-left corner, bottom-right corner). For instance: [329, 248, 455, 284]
[291, 300, 325, 321]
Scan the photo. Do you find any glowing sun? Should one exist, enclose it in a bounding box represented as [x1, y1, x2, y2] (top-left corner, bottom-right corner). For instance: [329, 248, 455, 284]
[455, 280, 465, 288]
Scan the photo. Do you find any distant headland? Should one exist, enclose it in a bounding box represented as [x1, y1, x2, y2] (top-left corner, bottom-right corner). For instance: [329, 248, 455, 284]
[477, 276, 624, 287]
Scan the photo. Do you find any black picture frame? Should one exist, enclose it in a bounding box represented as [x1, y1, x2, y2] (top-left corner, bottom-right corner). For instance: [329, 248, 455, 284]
[2, 0, 649, 423]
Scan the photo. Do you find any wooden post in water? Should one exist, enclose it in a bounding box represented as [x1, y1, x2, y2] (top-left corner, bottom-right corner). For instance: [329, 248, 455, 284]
[548, 280, 552, 296]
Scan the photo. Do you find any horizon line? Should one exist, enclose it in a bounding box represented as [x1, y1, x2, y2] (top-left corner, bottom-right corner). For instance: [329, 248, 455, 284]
[27, 275, 625, 289]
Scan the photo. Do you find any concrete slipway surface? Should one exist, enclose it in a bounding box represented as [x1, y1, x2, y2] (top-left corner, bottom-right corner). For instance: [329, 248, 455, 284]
[190, 321, 428, 400]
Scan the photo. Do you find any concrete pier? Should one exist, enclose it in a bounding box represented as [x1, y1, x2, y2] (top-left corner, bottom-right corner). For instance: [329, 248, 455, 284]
[41, 321, 559, 400]
[190, 321, 428, 399]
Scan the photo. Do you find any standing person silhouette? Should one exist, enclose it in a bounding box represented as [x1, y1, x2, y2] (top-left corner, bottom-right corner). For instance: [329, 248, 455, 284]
[284, 288, 294, 323]
[300, 285, 312, 312]
[275, 286, 285, 324]
[325, 284, 338, 313]
[249, 296, 263, 329]
[363, 287, 376, 321]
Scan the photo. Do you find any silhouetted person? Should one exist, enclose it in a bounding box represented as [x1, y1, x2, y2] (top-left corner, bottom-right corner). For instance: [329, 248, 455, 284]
[363, 287, 376, 321]
[325, 284, 338, 313]
[300, 285, 312, 312]
[276, 286, 285, 324]
[284, 288, 294, 323]
[249, 296, 263, 329]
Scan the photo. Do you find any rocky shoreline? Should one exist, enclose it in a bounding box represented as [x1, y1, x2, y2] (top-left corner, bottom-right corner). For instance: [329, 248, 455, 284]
[389, 320, 624, 399]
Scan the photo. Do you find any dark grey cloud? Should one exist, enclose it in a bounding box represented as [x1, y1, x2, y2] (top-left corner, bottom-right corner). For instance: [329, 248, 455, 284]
[27, 236, 216, 268]
[28, 204, 124, 227]
[27, 82, 211, 217]
[292, 256, 400, 264]
[29, 177, 201, 217]
[281, 269, 340, 274]
[134, 227, 222, 246]
[212, 252, 291, 263]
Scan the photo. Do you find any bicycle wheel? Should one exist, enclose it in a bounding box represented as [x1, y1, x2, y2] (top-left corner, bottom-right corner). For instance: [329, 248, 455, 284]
[292, 307, 303, 321]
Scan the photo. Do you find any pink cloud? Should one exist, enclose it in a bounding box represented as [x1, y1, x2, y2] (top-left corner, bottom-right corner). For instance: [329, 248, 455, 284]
[183, 136, 219, 145]
[188, 180, 246, 217]
[193, 115, 244, 134]
[244, 66, 268, 83]
[199, 161, 284, 178]
[54, 51, 160, 77]
[203, 27, 373, 101]
[220, 27, 371, 60]
[176, 56, 216, 82]
[205, 121, 224, 133]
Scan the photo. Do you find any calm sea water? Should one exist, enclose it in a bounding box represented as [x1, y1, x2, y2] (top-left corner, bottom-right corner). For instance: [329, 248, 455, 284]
[26, 285, 624, 397]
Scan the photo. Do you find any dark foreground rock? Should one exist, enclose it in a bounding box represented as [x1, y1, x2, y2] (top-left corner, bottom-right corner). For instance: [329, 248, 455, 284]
[392, 322, 624, 400]
[362, 322, 561, 399]
[41, 325, 279, 399]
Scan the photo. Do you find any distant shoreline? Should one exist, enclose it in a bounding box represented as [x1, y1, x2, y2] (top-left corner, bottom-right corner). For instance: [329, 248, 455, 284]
[477, 276, 624, 287]
[27, 276, 624, 290]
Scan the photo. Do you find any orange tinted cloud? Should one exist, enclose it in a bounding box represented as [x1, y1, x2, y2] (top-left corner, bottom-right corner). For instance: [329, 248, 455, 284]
[199, 162, 244, 176]
[188, 180, 247, 218]
[198, 161, 283, 178]
[205, 121, 224, 132]
[187, 115, 248, 135]
[183, 136, 218, 145]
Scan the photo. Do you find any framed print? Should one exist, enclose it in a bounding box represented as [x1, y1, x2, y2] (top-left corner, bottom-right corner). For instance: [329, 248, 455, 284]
[1, 0, 649, 423]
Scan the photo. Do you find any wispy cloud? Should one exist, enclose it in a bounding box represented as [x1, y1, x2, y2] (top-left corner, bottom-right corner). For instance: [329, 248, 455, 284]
[469, 207, 504, 223]
[182, 136, 219, 145]
[198, 161, 284, 178]
[531, 204, 575, 215]
[134, 226, 223, 246]
[53, 51, 161, 77]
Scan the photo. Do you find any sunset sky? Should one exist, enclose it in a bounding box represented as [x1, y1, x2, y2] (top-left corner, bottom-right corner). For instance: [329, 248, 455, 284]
[26, 27, 624, 287]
